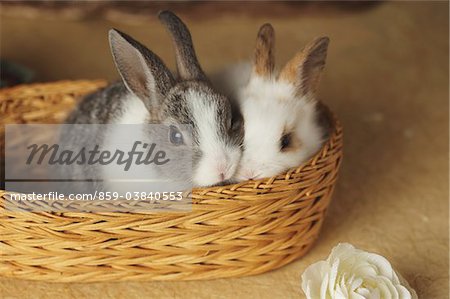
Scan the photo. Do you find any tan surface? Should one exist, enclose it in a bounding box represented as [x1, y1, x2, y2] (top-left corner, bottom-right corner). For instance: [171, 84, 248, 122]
[0, 2, 448, 299]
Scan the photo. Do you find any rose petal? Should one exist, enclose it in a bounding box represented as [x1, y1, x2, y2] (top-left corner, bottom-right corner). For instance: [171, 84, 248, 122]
[350, 290, 367, 299]
[397, 272, 418, 299]
[366, 253, 397, 279]
[356, 287, 371, 298]
[395, 285, 413, 299]
[375, 276, 396, 299]
[301, 261, 329, 299]
[335, 281, 348, 299]
[370, 288, 381, 299]
[328, 243, 356, 264]
[328, 258, 340, 295]
[321, 272, 329, 299]
[351, 277, 363, 291]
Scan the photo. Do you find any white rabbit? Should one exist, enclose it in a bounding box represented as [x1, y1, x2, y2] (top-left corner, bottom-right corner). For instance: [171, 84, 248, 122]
[213, 24, 329, 181]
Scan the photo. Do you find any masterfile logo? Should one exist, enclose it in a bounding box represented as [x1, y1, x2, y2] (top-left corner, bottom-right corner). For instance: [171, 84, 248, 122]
[4, 124, 194, 212]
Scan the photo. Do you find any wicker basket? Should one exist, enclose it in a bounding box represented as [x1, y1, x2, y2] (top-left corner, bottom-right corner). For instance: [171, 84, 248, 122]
[0, 80, 343, 282]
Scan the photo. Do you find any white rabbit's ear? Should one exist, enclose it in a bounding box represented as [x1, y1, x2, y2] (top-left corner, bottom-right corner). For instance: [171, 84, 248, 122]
[279, 37, 329, 97]
[109, 29, 175, 110]
[252, 23, 275, 79]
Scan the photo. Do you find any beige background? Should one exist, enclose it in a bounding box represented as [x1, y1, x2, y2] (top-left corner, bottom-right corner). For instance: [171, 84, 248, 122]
[0, 2, 448, 298]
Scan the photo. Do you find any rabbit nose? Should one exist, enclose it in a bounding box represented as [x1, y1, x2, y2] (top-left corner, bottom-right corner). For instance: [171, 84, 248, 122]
[217, 163, 227, 181]
[216, 156, 231, 180]
[242, 169, 257, 180]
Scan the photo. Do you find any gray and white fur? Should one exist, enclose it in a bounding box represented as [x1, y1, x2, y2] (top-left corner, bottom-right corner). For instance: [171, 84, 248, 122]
[64, 11, 242, 192]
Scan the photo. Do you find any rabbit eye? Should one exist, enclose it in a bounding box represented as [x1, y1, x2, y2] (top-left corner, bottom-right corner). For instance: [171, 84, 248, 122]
[169, 125, 184, 146]
[280, 133, 292, 151]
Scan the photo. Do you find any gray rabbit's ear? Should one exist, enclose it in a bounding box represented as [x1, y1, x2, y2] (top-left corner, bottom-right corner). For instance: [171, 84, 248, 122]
[253, 23, 275, 79]
[158, 10, 207, 82]
[279, 37, 329, 97]
[109, 29, 175, 110]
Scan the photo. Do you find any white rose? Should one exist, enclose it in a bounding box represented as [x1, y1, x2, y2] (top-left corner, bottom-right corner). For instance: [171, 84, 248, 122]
[301, 243, 418, 299]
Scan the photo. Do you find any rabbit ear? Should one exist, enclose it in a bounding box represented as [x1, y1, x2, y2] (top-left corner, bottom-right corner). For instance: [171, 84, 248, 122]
[253, 23, 275, 78]
[158, 10, 207, 82]
[109, 29, 175, 110]
[279, 37, 329, 97]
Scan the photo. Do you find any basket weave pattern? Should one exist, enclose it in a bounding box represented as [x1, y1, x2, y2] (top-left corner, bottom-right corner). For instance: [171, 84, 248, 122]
[0, 81, 343, 282]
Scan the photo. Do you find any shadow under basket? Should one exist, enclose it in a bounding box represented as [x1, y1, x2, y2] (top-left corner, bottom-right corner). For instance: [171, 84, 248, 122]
[0, 80, 343, 282]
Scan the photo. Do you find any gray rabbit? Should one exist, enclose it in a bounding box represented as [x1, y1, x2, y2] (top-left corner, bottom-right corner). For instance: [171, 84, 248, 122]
[63, 11, 242, 194]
